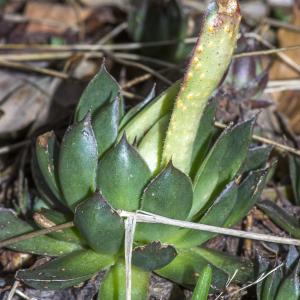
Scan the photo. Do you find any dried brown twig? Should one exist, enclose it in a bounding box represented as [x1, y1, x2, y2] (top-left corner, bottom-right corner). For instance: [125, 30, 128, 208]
[1, 211, 300, 250]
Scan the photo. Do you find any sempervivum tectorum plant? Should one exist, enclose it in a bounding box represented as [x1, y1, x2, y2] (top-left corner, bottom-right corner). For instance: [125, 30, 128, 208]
[0, 0, 272, 298]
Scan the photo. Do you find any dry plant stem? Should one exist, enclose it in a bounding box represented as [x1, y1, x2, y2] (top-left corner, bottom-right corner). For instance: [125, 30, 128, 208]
[121, 74, 152, 89]
[121, 90, 143, 100]
[244, 214, 253, 257]
[109, 54, 172, 85]
[0, 40, 193, 51]
[265, 79, 300, 93]
[227, 263, 284, 298]
[97, 22, 128, 44]
[0, 222, 74, 248]
[246, 32, 300, 75]
[234, 44, 300, 58]
[14, 290, 32, 300]
[263, 17, 300, 33]
[124, 216, 137, 300]
[7, 281, 19, 300]
[2, 212, 300, 249]
[0, 59, 68, 79]
[0, 140, 30, 155]
[0, 52, 177, 71]
[119, 211, 300, 246]
[214, 121, 300, 157]
[2, 13, 74, 31]
[2, 39, 300, 65]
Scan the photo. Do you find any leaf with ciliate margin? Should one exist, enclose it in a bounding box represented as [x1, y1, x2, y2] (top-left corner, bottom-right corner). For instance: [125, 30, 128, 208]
[99, 260, 150, 300]
[17, 249, 115, 290]
[190, 118, 254, 218]
[120, 84, 156, 128]
[97, 135, 151, 211]
[74, 192, 124, 255]
[58, 113, 98, 210]
[92, 97, 120, 157]
[224, 167, 269, 228]
[190, 99, 217, 179]
[138, 114, 169, 173]
[135, 163, 193, 242]
[120, 81, 180, 144]
[132, 241, 177, 271]
[172, 181, 238, 248]
[75, 64, 120, 122]
[0, 209, 81, 256]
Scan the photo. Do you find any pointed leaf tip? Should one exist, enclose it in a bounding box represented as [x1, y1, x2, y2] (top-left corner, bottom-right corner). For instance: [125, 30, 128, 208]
[136, 164, 193, 242]
[96, 135, 151, 211]
[75, 64, 120, 122]
[58, 116, 98, 210]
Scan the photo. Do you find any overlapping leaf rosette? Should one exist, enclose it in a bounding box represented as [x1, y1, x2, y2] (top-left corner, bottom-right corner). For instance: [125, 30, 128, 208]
[0, 1, 272, 298]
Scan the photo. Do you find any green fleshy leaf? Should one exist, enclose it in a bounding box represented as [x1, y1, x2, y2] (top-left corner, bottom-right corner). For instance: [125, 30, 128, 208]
[92, 98, 120, 157]
[191, 264, 212, 300]
[31, 150, 60, 207]
[258, 200, 300, 239]
[34, 208, 84, 245]
[59, 114, 98, 210]
[0, 209, 81, 256]
[136, 163, 193, 242]
[99, 260, 150, 300]
[35, 131, 63, 201]
[156, 248, 228, 291]
[17, 249, 115, 290]
[289, 155, 300, 205]
[195, 247, 254, 284]
[138, 114, 169, 173]
[97, 135, 151, 211]
[224, 168, 268, 228]
[75, 64, 120, 122]
[240, 145, 272, 174]
[275, 261, 300, 300]
[132, 241, 177, 271]
[190, 100, 217, 178]
[261, 264, 283, 300]
[120, 81, 180, 144]
[74, 192, 124, 255]
[120, 84, 156, 128]
[173, 181, 238, 248]
[190, 118, 254, 218]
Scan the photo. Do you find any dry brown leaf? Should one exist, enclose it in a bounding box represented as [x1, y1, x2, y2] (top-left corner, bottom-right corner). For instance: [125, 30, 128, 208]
[24, 2, 91, 35]
[270, 3, 300, 134]
[0, 250, 31, 272]
[79, 0, 125, 8]
[0, 72, 58, 137]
